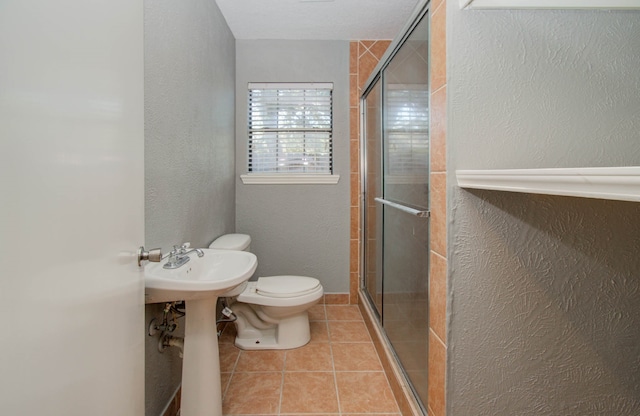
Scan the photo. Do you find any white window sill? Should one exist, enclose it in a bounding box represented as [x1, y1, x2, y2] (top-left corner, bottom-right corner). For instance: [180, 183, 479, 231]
[240, 174, 341, 185]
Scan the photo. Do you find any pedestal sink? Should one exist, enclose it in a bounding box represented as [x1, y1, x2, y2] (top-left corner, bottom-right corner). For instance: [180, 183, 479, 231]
[145, 249, 257, 416]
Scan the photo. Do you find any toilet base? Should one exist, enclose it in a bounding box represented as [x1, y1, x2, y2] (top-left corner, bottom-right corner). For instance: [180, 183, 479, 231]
[234, 311, 311, 350]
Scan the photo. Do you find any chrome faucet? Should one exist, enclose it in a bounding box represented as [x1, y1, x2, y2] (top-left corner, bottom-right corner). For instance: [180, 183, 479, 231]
[163, 243, 204, 269]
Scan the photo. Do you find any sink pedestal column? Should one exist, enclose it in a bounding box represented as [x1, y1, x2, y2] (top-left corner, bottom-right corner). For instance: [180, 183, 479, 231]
[181, 297, 222, 416]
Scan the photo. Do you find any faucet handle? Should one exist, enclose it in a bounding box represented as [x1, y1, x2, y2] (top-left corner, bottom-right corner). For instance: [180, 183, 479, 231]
[181, 242, 191, 251]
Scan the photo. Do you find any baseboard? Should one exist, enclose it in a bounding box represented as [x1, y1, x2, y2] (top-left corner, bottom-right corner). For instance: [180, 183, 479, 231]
[322, 292, 350, 304]
[160, 384, 181, 416]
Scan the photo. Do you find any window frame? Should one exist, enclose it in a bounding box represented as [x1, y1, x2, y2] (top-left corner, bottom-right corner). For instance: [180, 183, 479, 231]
[241, 82, 340, 185]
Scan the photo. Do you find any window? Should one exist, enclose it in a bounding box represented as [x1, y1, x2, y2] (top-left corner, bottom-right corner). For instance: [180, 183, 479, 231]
[385, 85, 430, 178]
[242, 83, 338, 184]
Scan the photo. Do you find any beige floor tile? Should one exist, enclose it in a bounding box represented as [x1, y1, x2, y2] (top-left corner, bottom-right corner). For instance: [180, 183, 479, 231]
[285, 342, 333, 371]
[336, 372, 399, 414]
[235, 349, 285, 372]
[308, 304, 326, 321]
[309, 321, 329, 343]
[220, 372, 232, 398]
[219, 323, 237, 344]
[281, 372, 339, 414]
[332, 342, 382, 371]
[326, 305, 363, 321]
[328, 321, 371, 343]
[344, 414, 401, 416]
[223, 372, 282, 415]
[219, 343, 240, 373]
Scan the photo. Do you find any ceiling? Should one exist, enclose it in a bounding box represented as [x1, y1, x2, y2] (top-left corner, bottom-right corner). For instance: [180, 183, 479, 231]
[215, 0, 421, 40]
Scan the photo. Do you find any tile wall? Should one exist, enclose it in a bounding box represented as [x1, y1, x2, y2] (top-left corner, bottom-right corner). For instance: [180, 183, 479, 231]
[427, 1, 447, 415]
[349, 40, 392, 305]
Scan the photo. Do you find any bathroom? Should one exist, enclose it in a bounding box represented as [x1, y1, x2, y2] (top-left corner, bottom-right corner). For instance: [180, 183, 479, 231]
[3, 0, 640, 415]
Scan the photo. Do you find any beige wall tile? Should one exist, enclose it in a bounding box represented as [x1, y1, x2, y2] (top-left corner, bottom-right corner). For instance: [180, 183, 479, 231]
[351, 207, 360, 241]
[350, 238, 359, 273]
[351, 172, 359, 206]
[350, 74, 358, 107]
[359, 40, 375, 52]
[358, 51, 379, 89]
[324, 293, 350, 305]
[430, 251, 447, 343]
[430, 85, 447, 173]
[428, 330, 446, 416]
[369, 40, 391, 60]
[431, 0, 445, 12]
[350, 41, 358, 74]
[431, 0, 446, 92]
[350, 107, 359, 140]
[430, 172, 447, 257]
[350, 272, 359, 305]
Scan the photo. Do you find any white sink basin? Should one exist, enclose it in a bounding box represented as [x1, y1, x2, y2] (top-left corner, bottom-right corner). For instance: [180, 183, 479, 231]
[144, 248, 257, 303]
[144, 248, 258, 416]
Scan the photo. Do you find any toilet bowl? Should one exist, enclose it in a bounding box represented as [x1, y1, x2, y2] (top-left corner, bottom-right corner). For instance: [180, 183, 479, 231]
[210, 234, 324, 350]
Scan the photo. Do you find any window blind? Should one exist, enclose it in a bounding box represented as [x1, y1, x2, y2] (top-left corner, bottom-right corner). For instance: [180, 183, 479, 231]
[248, 83, 333, 174]
[385, 86, 429, 176]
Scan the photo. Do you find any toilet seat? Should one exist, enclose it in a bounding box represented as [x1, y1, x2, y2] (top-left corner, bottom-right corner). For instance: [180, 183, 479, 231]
[256, 275, 320, 298]
[237, 275, 323, 307]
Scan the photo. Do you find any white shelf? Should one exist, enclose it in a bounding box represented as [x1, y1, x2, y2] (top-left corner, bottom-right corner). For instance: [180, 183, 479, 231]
[460, 0, 640, 9]
[456, 167, 640, 202]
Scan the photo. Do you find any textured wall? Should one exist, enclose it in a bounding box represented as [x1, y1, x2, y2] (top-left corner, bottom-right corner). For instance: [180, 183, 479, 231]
[448, 4, 640, 415]
[144, 0, 235, 414]
[235, 40, 350, 294]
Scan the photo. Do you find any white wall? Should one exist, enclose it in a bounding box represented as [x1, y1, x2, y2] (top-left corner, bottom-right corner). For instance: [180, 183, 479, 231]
[144, 0, 235, 414]
[235, 40, 351, 293]
[447, 5, 640, 414]
[1, 0, 145, 414]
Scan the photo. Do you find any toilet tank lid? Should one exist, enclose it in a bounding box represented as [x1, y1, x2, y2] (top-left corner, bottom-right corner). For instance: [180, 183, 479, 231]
[209, 234, 251, 250]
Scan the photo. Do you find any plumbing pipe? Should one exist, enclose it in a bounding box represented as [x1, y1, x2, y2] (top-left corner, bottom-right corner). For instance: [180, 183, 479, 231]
[160, 334, 184, 358]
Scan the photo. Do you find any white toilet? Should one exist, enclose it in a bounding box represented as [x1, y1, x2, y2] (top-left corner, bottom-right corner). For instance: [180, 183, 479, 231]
[209, 234, 324, 350]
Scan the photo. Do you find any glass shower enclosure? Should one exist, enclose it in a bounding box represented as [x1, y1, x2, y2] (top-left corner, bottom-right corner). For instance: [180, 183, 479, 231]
[361, 4, 430, 411]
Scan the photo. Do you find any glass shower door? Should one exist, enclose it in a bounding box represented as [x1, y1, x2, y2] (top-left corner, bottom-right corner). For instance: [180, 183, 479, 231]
[381, 14, 430, 406]
[363, 78, 383, 317]
[362, 10, 430, 409]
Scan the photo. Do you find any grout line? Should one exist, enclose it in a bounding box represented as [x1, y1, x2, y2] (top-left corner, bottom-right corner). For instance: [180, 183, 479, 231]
[278, 350, 287, 415]
[329, 329, 342, 415]
[432, 82, 446, 95]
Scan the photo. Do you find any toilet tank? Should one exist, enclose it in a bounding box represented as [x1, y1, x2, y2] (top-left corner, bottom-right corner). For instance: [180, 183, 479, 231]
[209, 234, 251, 252]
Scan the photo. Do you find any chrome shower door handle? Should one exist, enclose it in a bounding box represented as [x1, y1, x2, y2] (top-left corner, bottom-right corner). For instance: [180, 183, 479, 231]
[374, 197, 430, 218]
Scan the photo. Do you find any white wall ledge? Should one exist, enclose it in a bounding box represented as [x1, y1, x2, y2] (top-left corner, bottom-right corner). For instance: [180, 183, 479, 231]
[456, 167, 640, 202]
[460, 0, 640, 9]
[240, 174, 340, 185]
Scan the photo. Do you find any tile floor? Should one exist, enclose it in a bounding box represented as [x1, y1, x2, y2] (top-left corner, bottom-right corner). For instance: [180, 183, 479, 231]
[218, 304, 401, 415]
